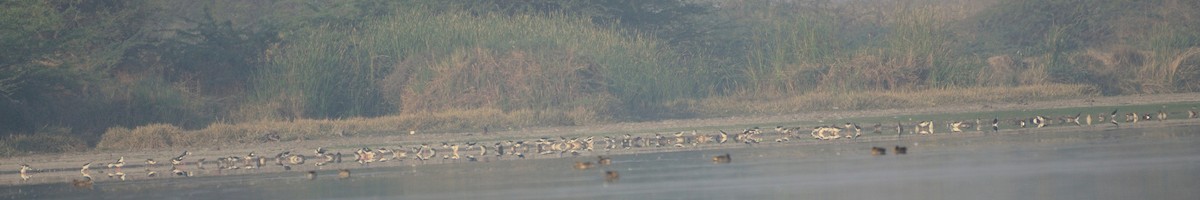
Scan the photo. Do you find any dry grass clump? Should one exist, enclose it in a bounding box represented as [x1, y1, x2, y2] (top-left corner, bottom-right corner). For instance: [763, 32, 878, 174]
[978, 55, 1019, 86]
[1017, 56, 1051, 85]
[381, 47, 615, 115]
[97, 124, 183, 150]
[1069, 46, 1200, 95]
[693, 84, 1096, 116]
[835, 52, 926, 90]
[0, 128, 89, 156]
[1155, 48, 1200, 92]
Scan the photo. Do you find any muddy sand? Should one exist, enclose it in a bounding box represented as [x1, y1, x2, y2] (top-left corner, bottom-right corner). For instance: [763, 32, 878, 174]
[3, 93, 1200, 186]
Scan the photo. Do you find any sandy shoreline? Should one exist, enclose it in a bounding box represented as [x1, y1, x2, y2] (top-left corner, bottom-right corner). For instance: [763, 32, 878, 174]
[3, 92, 1199, 186]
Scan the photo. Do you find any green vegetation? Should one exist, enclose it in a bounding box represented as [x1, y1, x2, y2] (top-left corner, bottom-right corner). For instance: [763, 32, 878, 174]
[2, 0, 1198, 153]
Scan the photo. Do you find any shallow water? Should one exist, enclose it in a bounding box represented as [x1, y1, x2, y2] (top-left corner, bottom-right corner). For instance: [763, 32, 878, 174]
[4, 124, 1200, 200]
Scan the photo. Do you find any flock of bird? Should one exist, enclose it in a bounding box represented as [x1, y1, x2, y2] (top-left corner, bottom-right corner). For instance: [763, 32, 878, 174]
[13, 107, 1199, 188]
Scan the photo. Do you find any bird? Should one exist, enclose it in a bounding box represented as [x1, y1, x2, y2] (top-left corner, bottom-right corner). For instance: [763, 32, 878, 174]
[196, 158, 206, 169]
[712, 153, 732, 164]
[1189, 109, 1198, 119]
[1032, 116, 1048, 128]
[871, 147, 886, 156]
[171, 165, 190, 177]
[1156, 110, 1167, 121]
[604, 170, 620, 182]
[718, 130, 729, 144]
[338, 169, 351, 179]
[948, 121, 966, 132]
[991, 118, 1000, 132]
[894, 146, 908, 155]
[377, 148, 393, 162]
[844, 123, 863, 138]
[975, 119, 982, 131]
[1110, 109, 1120, 127]
[307, 171, 317, 180]
[172, 151, 192, 165]
[113, 171, 126, 181]
[80, 162, 93, 178]
[71, 176, 94, 189]
[315, 147, 327, 157]
[107, 157, 126, 172]
[1064, 113, 1082, 126]
[288, 154, 306, 165]
[19, 164, 33, 181]
[145, 159, 158, 169]
[916, 121, 934, 134]
[597, 156, 612, 165]
[244, 152, 260, 169]
[574, 161, 595, 170]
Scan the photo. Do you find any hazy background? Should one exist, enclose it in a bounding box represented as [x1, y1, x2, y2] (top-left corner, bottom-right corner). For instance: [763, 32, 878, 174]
[1, 0, 1197, 154]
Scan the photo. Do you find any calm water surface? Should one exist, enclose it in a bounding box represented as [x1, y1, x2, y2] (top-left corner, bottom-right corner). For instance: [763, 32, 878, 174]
[4, 125, 1199, 200]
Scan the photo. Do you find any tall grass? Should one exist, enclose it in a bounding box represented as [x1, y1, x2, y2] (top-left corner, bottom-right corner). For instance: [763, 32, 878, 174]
[733, 1, 975, 95]
[0, 127, 88, 156]
[739, 2, 840, 95]
[252, 7, 701, 121]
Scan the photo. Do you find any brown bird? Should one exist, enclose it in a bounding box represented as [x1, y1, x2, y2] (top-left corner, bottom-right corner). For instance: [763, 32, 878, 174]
[871, 147, 887, 156]
[574, 161, 595, 170]
[604, 170, 620, 182]
[712, 153, 731, 164]
[19, 164, 33, 181]
[894, 146, 908, 155]
[71, 176, 94, 190]
[338, 169, 351, 179]
[597, 156, 612, 165]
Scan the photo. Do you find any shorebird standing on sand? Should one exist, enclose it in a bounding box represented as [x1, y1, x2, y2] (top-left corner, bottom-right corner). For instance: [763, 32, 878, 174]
[1064, 113, 1082, 126]
[1110, 109, 1120, 127]
[19, 164, 33, 181]
[1032, 116, 1048, 128]
[991, 118, 1000, 132]
[174, 151, 192, 165]
[80, 162, 93, 178]
[107, 157, 126, 172]
[145, 159, 157, 169]
[916, 121, 934, 135]
[718, 131, 729, 144]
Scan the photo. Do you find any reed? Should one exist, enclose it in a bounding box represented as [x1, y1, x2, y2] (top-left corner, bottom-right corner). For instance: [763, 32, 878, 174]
[254, 7, 699, 121]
